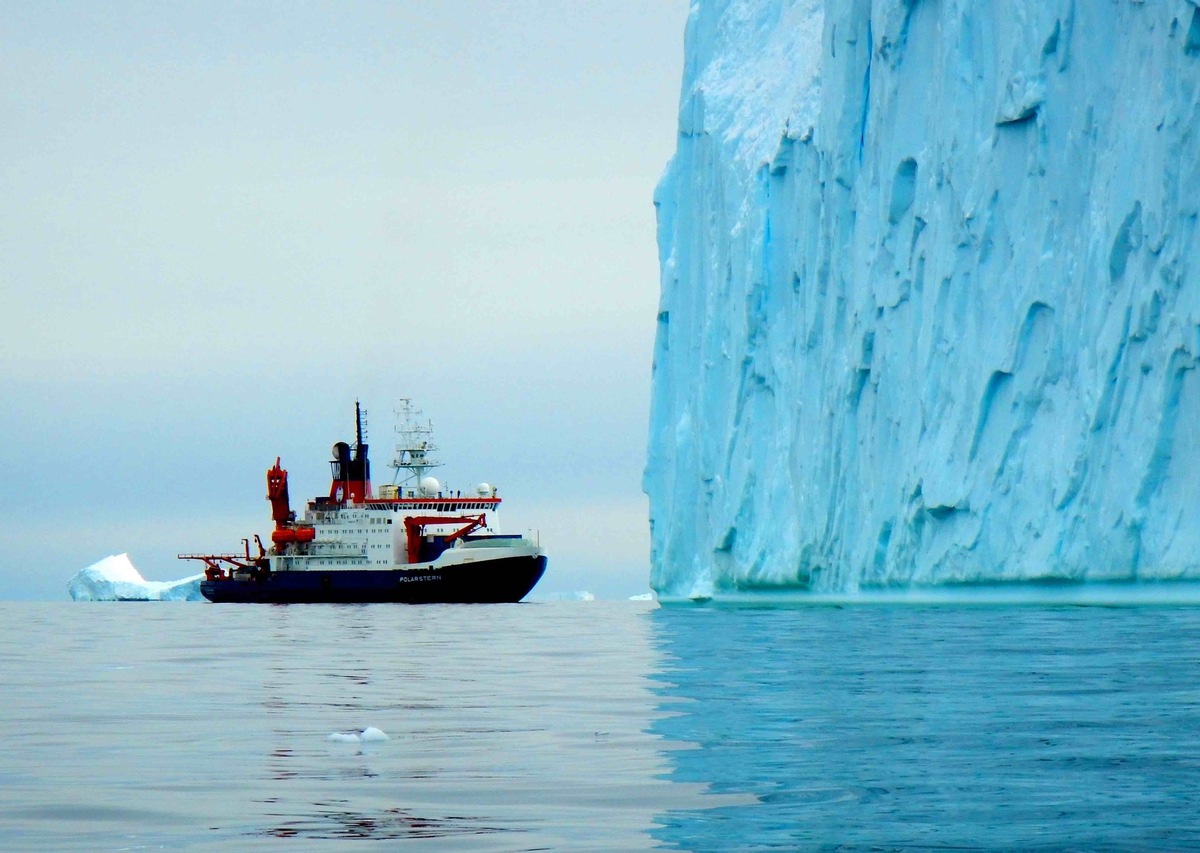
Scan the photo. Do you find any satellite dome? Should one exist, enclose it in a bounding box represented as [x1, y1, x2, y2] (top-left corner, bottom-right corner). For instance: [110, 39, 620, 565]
[419, 476, 441, 496]
[475, 483, 493, 497]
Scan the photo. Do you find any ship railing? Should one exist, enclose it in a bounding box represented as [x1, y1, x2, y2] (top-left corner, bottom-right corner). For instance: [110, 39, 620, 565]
[459, 534, 538, 550]
[272, 554, 370, 566]
[307, 496, 500, 508]
[288, 545, 366, 557]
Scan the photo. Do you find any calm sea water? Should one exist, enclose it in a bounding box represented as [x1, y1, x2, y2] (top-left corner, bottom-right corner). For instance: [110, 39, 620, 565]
[2, 600, 1200, 851]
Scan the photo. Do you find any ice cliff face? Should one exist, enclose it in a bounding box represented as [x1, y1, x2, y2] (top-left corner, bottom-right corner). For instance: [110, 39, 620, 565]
[646, 0, 1200, 597]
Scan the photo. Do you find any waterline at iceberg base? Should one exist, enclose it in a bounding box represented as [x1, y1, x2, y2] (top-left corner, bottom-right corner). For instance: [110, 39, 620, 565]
[645, 1, 1200, 599]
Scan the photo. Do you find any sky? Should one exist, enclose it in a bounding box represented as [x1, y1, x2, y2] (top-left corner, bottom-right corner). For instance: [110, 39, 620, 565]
[0, 1, 691, 600]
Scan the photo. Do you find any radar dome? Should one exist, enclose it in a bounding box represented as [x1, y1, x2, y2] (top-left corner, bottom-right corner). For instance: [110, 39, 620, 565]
[475, 483, 493, 497]
[419, 476, 441, 496]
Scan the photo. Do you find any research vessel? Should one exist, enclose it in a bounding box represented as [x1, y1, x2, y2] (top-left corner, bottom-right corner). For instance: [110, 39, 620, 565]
[182, 401, 546, 604]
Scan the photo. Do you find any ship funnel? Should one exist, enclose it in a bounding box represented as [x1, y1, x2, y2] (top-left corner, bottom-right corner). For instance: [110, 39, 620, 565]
[327, 403, 373, 503]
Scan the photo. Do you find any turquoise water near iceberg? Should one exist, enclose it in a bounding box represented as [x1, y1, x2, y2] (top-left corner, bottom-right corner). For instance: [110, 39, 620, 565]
[2, 599, 1199, 850]
[650, 603, 1200, 851]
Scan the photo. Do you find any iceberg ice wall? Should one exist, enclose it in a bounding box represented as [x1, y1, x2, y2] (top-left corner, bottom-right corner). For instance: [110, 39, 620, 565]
[646, 0, 1200, 597]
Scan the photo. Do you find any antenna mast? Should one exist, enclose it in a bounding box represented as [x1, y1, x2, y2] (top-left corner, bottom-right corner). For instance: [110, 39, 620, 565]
[355, 400, 368, 447]
[390, 399, 441, 488]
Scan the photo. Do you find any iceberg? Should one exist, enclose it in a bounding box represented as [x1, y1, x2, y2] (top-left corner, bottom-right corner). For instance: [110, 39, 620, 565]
[68, 553, 204, 601]
[327, 727, 390, 743]
[646, 1, 1200, 597]
[531, 590, 597, 602]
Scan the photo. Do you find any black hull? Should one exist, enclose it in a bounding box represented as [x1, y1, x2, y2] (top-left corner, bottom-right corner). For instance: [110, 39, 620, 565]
[200, 555, 546, 604]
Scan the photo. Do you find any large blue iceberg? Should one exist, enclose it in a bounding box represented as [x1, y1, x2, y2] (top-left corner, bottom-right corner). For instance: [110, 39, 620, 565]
[646, 0, 1200, 598]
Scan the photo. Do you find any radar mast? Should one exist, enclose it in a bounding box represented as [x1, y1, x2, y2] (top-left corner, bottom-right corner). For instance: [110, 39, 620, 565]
[390, 399, 441, 489]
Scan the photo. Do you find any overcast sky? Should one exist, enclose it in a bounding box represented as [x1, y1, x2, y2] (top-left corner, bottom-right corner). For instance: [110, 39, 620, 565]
[0, 1, 690, 600]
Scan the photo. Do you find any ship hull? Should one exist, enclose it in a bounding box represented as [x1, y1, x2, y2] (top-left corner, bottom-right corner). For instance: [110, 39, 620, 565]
[200, 554, 547, 604]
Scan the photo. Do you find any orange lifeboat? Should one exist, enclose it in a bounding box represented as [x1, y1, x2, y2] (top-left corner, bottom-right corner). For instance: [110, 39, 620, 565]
[294, 527, 316, 543]
[271, 527, 297, 545]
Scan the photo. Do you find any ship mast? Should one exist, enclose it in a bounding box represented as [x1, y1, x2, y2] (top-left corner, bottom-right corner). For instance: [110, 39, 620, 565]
[390, 399, 441, 491]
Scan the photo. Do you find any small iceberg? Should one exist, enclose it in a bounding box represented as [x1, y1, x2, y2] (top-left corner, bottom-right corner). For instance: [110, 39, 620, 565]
[68, 553, 204, 602]
[328, 727, 390, 743]
[533, 590, 596, 602]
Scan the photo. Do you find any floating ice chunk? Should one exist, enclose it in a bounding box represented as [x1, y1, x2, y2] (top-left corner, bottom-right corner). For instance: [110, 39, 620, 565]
[67, 554, 204, 601]
[327, 732, 363, 743]
[628, 592, 656, 601]
[530, 590, 596, 602]
[327, 727, 390, 743]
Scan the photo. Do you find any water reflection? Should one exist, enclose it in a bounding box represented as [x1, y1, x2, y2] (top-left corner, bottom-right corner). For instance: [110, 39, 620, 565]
[12, 600, 1200, 850]
[244, 602, 718, 849]
[261, 803, 516, 841]
[647, 604, 1200, 851]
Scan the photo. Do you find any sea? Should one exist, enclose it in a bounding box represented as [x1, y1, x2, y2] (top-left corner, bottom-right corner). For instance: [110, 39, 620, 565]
[3, 598, 1200, 852]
